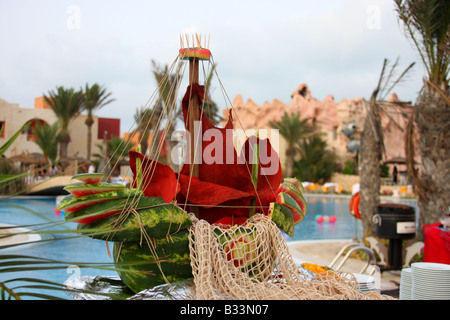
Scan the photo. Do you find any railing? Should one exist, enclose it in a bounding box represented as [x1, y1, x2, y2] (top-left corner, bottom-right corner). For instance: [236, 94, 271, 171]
[329, 242, 377, 276]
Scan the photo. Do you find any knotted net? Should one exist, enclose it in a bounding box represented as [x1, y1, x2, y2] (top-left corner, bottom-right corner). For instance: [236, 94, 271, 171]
[188, 213, 393, 300]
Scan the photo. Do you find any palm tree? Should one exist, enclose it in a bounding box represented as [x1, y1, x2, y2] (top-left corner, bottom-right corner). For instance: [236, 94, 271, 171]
[148, 60, 184, 165]
[133, 105, 154, 156]
[83, 83, 115, 160]
[31, 121, 61, 166]
[93, 136, 133, 178]
[359, 58, 414, 237]
[269, 111, 316, 178]
[44, 86, 84, 159]
[294, 133, 337, 183]
[395, 0, 450, 240]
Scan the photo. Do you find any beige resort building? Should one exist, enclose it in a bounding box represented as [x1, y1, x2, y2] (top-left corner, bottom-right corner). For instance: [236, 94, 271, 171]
[0, 96, 120, 167]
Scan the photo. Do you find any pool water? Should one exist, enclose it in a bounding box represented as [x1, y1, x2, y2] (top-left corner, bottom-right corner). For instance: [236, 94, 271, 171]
[0, 196, 118, 299]
[289, 194, 418, 242]
[0, 194, 418, 299]
[289, 195, 364, 241]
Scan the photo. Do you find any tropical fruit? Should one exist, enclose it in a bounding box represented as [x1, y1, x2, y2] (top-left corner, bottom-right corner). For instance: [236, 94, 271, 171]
[275, 191, 305, 224]
[65, 195, 151, 224]
[277, 180, 308, 218]
[113, 229, 192, 293]
[64, 197, 131, 224]
[215, 223, 258, 269]
[71, 173, 104, 184]
[283, 177, 305, 193]
[78, 199, 192, 241]
[64, 182, 126, 197]
[268, 202, 294, 237]
[57, 189, 140, 213]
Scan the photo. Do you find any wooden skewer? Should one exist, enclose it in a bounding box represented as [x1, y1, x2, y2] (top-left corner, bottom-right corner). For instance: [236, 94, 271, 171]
[187, 51, 200, 217]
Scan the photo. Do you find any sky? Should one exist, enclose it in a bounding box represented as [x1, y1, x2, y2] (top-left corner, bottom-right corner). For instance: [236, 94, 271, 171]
[0, 0, 424, 133]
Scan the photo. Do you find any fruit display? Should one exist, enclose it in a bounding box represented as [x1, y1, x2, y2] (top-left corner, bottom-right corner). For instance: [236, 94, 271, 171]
[57, 80, 309, 295]
[268, 178, 308, 236]
[113, 229, 192, 293]
[58, 172, 193, 293]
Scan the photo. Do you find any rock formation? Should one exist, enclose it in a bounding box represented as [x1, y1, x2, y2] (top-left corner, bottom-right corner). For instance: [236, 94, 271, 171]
[223, 84, 417, 171]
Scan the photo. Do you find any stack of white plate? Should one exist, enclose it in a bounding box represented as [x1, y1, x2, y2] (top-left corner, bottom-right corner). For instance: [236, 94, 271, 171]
[399, 268, 412, 300]
[411, 262, 450, 300]
[353, 273, 377, 294]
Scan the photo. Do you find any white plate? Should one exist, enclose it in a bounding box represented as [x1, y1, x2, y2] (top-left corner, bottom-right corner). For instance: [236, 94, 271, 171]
[412, 293, 450, 300]
[353, 273, 375, 284]
[411, 262, 450, 271]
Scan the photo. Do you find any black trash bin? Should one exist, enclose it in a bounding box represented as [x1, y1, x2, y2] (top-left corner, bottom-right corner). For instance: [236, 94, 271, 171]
[373, 203, 416, 269]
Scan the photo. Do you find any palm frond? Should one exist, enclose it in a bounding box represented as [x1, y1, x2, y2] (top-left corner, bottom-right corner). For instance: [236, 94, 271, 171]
[395, 0, 450, 86]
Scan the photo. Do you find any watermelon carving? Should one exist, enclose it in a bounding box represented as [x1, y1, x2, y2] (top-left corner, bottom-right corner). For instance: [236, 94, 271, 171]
[78, 199, 192, 241]
[275, 191, 304, 224]
[218, 225, 258, 269]
[268, 202, 295, 237]
[62, 168, 194, 293]
[71, 173, 104, 184]
[283, 177, 305, 193]
[277, 180, 308, 218]
[57, 189, 140, 213]
[64, 182, 126, 197]
[65, 197, 139, 224]
[113, 229, 192, 293]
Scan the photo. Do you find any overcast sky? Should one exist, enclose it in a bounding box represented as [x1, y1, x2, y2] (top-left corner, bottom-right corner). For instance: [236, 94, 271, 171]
[0, 0, 424, 133]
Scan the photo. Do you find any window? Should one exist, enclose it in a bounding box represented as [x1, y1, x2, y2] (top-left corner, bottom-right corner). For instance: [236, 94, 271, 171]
[0, 121, 5, 138]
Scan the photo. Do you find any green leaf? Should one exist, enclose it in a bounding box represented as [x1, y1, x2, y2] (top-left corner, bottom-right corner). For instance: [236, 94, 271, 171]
[0, 122, 30, 157]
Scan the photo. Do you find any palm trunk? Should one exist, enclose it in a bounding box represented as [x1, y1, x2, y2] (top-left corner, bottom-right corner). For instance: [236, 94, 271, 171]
[60, 133, 71, 159]
[408, 81, 450, 241]
[359, 98, 383, 237]
[285, 148, 296, 178]
[86, 117, 94, 160]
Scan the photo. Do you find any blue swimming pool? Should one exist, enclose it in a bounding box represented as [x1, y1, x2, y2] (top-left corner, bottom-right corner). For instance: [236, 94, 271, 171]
[0, 196, 118, 299]
[289, 194, 418, 242]
[0, 194, 418, 299]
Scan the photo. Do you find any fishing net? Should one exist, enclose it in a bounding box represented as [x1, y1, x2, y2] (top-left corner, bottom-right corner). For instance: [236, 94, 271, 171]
[188, 213, 394, 300]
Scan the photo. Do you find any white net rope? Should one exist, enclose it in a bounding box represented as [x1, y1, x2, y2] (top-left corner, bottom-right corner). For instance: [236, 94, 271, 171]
[188, 213, 393, 300]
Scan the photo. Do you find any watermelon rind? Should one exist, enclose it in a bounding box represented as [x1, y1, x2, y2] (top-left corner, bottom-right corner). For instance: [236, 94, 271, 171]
[283, 177, 305, 193]
[268, 202, 295, 237]
[57, 189, 141, 212]
[78, 200, 192, 241]
[113, 229, 192, 293]
[278, 183, 308, 218]
[276, 191, 305, 224]
[72, 172, 104, 183]
[64, 182, 126, 197]
[64, 196, 147, 224]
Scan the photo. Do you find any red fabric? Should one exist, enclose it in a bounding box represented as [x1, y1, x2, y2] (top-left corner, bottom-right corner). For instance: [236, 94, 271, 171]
[423, 223, 450, 264]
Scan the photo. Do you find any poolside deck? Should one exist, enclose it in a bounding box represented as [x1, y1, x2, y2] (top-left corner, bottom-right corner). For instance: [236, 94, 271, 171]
[0, 224, 41, 246]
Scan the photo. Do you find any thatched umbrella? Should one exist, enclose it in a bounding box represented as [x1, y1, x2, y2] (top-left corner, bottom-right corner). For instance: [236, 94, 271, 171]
[7, 153, 41, 165]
